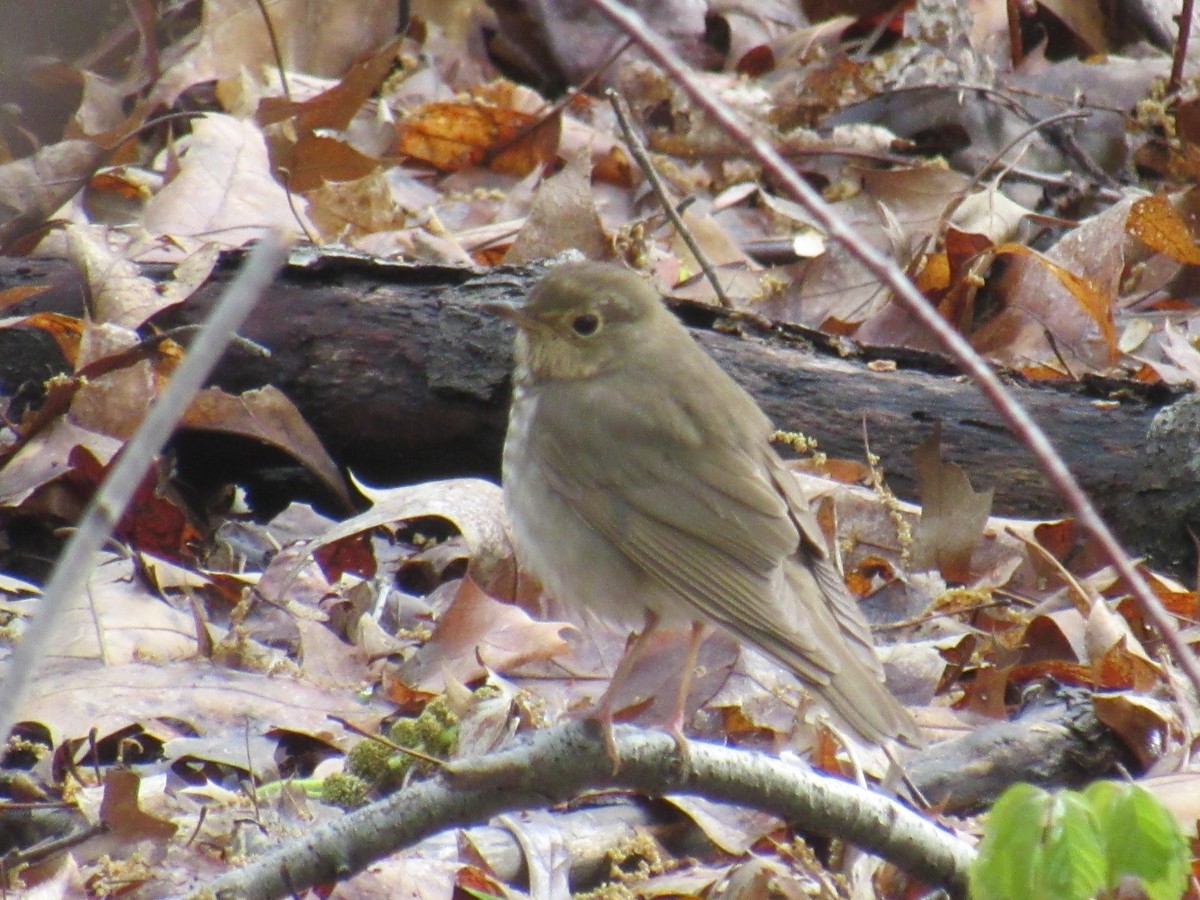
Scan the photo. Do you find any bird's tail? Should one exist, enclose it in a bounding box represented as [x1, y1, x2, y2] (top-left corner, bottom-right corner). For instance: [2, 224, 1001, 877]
[765, 558, 924, 747]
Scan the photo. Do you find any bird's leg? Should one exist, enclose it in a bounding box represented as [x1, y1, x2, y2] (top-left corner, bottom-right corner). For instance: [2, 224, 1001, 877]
[664, 620, 705, 768]
[593, 609, 661, 772]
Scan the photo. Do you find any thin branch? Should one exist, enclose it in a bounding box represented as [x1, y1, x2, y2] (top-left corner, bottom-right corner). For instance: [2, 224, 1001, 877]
[0, 234, 291, 747]
[329, 715, 447, 769]
[606, 89, 732, 308]
[1170, 0, 1195, 95]
[253, 0, 291, 101]
[579, 0, 1200, 705]
[933, 108, 1091, 239]
[196, 722, 974, 900]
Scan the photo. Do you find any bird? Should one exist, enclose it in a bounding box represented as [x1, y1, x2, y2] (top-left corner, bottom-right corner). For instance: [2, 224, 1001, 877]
[486, 261, 921, 762]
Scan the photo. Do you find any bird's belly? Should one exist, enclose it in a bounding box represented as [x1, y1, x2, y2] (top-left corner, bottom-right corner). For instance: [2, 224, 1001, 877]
[503, 437, 693, 629]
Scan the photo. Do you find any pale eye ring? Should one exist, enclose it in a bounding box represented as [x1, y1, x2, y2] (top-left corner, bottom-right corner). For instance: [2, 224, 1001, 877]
[571, 313, 600, 336]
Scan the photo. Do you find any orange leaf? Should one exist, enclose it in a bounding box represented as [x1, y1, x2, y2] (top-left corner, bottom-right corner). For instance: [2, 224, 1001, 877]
[1125, 193, 1200, 264]
[914, 251, 950, 292]
[910, 425, 993, 583]
[394, 100, 558, 175]
[282, 134, 378, 192]
[4, 312, 84, 364]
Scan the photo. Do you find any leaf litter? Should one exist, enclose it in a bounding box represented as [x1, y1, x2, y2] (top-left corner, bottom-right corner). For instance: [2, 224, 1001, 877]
[1, 0, 1199, 896]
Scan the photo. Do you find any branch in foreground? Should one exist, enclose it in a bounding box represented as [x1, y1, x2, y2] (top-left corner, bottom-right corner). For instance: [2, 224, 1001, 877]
[195, 721, 974, 900]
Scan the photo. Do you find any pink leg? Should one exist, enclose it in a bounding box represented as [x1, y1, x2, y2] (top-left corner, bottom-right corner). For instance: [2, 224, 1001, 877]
[593, 609, 661, 772]
[665, 621, 705, 767]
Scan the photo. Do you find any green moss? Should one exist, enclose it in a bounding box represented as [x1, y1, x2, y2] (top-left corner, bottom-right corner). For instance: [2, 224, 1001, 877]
[327, 692, 469, 804]
[345, 737, 393, 781]
[321, 773, 369, 810]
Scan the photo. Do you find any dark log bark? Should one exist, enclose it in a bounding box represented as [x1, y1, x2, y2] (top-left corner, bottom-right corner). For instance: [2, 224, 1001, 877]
[906, 683, 1128, 813]
[0, 254, 1182, 567]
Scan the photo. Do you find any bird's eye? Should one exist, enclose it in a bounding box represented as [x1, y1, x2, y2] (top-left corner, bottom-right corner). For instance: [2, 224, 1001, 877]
[571, 313, 600, 336]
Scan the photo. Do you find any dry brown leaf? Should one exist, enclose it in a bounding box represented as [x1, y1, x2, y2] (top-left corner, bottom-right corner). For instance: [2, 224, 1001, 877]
[66, 224, 171, 329]
[0, 312, 84, 365]
[1038, 0, 1113, 53]
[313, 477, 517, 598]
[0, 283, 51, 313]
[957, 664, 1010, 719]
[910, 426, 994, 582]
[98, 768, 178, 841]
[71, 355, 157, 437]
[0, 140, 108, 252]
[49, 551, 199, 669]
[283, 134, 380, 193]
[321, 857, 480, 900]
[141, 113, 308, 251]
[661, 795, 782, 855]
[994, 242, 1118, 365]
[304, 166, 411, 243]
[1085, 594, 1164, 693]
[67, 449, 204, 563]
[154, 0, 399, 105]
[670, 200, 758, 288]
[0, 416, 121, 507]
[18, 659, 383, 751]
[395, 577, 571, 693]
[504, 149, 610, 263]
[1151, 322, 1200, 385]
[181, 386, 352, 510]
[973, 196, 1133, 371]
[257, 35, 403, 134]
[1022, 610, 1087, 663]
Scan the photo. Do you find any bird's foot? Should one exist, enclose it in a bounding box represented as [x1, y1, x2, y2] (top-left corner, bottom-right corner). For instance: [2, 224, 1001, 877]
[588, 708, 622, 775]
[666, 716, 692, 771]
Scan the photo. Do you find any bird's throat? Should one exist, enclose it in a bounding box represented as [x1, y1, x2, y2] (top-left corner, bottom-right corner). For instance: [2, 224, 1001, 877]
[514, 330, 608, 382]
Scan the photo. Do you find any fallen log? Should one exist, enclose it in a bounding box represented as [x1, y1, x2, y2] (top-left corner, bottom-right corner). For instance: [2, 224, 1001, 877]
[0, 254, 1184, 569]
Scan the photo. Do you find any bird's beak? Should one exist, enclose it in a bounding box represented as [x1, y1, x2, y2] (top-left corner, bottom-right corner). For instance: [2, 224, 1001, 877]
[482, 300, 535, 330]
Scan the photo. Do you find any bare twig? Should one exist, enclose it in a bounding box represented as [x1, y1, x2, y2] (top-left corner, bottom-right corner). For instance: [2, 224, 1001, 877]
[929, 82, 1120, 187]
[1170, 0, 1195, 95]
[0, 234, 291, 748]
[606, 89, 732, 308]
[579, 0, 1200, 705]
[253, 0, 291, 101]
[933, 108, 1091, 239]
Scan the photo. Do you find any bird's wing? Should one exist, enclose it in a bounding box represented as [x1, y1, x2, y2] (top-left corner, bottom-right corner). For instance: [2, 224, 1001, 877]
[767, 456, 884, 675]
[528, 374, 849, 685]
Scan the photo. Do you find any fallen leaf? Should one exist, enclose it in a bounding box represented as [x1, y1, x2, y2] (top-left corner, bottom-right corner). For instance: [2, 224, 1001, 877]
[394, 97, 559, 176]
[181, 385, 352, 511]
[141, 113, 310, 251]
[1126, 192, 1200, 264]
[504, 149, 610, 263]
[910, 425, 994, 582]
[395, 577, 571, 692]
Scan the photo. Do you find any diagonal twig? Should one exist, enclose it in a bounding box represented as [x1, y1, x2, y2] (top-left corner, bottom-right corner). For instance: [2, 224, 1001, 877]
[606, 88, 732, 308]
